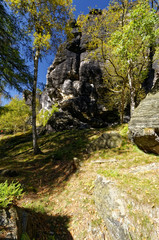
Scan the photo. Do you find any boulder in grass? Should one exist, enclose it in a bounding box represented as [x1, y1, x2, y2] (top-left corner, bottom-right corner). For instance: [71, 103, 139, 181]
[89, 132, 122, 152]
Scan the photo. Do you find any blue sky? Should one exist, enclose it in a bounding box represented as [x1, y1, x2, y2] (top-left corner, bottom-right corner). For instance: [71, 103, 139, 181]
[73, 0, 109, 17]
[2, 0, 109, 105]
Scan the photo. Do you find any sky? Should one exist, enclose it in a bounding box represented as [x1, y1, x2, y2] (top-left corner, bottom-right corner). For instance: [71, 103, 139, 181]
[2, 0, 110, 105]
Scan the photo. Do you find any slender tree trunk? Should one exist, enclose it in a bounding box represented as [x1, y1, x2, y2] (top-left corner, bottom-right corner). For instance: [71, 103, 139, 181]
[32, 48, 41, 154]
[128, 63, 135, 117]
[120, 82, 126, 124]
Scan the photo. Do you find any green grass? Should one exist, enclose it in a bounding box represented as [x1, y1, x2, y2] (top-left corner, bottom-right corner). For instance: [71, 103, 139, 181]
[1, 124, 159, 206]
[0, 124, 159, 238]
[96, 129, 159, 205]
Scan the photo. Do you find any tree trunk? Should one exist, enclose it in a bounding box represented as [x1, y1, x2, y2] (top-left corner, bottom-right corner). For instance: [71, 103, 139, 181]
[32, 48, 41, 154]
[120, 82, 126, 124]
[128, 64, 135, 117]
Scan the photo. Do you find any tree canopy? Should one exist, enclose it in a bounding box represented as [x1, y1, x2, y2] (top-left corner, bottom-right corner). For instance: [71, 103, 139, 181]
[5, 0, 73, 154]
[0, 0, 32, 96]
[5, 0, 73, 54]
[0, 96, 31, 133]
[78, 0, 159, 121]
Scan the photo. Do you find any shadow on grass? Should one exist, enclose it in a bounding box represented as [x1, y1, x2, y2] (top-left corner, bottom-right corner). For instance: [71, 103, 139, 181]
[0, 132, 32, 159]
[0, 205, 73, 240]
[0, 129, 98, 193]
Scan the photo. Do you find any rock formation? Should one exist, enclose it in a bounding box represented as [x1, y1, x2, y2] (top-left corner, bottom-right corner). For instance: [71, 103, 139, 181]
[94, 175, 159, 240]
[0, 206, 50, 239]
[88, 132, 122, 152]
[129, 60, 159, 154]
[41, 15, 119, 131]
[0, 205, 73, 239]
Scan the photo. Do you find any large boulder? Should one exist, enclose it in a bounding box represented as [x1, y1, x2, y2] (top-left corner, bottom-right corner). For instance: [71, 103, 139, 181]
[129, 58, 159, 154]
[94, 175, 159, 240]
[0, 206, 49, 240]
[129, 92, 159, 154]
[88, 132, 122, 152]
[129, 75, 159, 154]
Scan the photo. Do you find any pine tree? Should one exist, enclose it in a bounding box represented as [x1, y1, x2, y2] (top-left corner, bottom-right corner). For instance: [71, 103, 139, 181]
[0, 0, 32, 96]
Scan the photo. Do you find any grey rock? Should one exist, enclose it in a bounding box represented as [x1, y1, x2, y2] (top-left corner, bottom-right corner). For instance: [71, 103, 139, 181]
[40, 17, 120, 131]
[0, 206, 50, 240]
[87, 222, 106, 240]
[94, 176, 130, 240]
[94, 175, 159, 240]
[62, 79, 73, 95]
[129, 90, 159, 154]
[41, 87, 55, 110]
[89, 132, 122, 152]
[0, 208, 18, 239]
[46, 111, 89, 131]
[129, 58, 159, 154]
[129, 162, 159, 173]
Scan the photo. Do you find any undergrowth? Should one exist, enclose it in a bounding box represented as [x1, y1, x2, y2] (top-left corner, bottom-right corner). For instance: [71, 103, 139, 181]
[0, 181, 23, 208]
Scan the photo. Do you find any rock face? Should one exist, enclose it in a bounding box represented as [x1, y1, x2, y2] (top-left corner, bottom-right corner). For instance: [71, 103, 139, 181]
[41, 16, 119, 131]
[0, 206, 52, 240]
[129, 92, 159, 154]
[94, 175, 159, 240]
[0, 207, 18, 239]
[129, 58, 159, 154]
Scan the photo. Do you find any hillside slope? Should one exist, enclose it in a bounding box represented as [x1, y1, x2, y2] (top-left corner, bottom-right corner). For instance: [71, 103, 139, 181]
[0, 125, 159, 239]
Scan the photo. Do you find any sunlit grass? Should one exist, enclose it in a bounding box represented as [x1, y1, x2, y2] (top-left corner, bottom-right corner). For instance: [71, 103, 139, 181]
[96, 129, 159, 205]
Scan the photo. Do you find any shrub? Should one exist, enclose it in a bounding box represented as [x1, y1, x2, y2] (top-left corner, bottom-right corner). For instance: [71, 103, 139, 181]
[21, 233, 35, 240]
[0, 97, 31, 134]
[37, 104, 59, 126]
[0, 181, 23, 208]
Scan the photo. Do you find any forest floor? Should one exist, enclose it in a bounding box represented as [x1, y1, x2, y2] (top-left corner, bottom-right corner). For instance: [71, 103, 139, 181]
[0, 124, 159, 239]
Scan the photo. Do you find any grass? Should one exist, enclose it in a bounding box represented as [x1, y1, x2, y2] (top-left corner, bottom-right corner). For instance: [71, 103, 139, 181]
[0, 124, 159, 239]
[96, 134, 159, 205]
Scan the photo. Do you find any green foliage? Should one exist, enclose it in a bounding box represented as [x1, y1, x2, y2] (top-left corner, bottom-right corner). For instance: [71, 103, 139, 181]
[0, 0, 32, 96]
[21, 233, 31, 240]
[110, 1, 157, 60]
[78, 0, 159, 120]
[120, 124, 128, 137]
[37, 104, 59, 127]
[108, 0, 158, 115]
[5, 0, 73, 154]
[5, 0, 73, 54]
[0, 181, 23, 208]
[48, 236, 55, 240]
[0, 97, 31, 133]
[21, 233, 36, 240]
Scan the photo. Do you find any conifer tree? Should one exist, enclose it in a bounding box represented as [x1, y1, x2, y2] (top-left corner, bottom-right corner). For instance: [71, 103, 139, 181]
[0, 0, 32, 96]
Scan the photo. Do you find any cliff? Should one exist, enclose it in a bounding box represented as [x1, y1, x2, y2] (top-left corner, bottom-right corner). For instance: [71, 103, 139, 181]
[40, 15, 119, 131]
